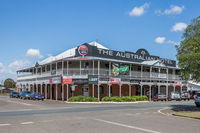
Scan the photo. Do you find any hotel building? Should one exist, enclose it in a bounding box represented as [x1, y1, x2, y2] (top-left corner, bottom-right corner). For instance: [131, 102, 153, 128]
[16, 41, 187, 101]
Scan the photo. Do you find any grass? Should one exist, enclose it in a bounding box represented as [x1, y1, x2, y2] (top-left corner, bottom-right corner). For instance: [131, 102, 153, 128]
[0, 93, 8, 95]
[174, 112, 200, 119]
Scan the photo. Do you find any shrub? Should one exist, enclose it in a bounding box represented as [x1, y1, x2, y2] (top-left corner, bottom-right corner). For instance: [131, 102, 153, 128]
[131, 96, 148, 101]
[102, 96, 148, 102]
[68, 96, 99, 102]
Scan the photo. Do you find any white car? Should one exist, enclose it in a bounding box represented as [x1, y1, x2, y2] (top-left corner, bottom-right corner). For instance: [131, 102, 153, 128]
[194, 92, 200, 107]
[168, 92, 181, 101]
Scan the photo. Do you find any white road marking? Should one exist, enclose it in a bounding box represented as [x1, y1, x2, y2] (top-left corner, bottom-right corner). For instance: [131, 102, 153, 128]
[157, 107, 170, 116]
[0, 123, 11, 126]
[40, 120, 54, 123]
[21, 122, 34, 125]
[7, 100, 32, 106]
[94, 119, 161, 133]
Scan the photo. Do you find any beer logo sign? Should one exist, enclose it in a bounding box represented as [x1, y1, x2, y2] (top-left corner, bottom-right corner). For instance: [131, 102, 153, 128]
[78, 45, 88, 56]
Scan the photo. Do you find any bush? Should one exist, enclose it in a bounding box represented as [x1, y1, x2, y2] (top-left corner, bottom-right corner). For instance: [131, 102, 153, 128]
[131, 96, 148, 101]
[68, 96, 99, 102]
[102, 96, 148, 102]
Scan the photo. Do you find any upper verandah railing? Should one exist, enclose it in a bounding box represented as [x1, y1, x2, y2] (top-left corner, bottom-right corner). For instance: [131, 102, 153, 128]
[17, 68, 181, 81]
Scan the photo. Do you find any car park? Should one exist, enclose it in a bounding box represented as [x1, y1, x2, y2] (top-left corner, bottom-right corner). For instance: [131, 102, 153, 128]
[9, 92, 19, 98]
[168, 92, 181, 101]
[180, 91, 190, 101]
[153, 93, 168, 101]
[19, 91, 32, 100]
[194, 92, 200, 107]
[30, 93, 44, 100]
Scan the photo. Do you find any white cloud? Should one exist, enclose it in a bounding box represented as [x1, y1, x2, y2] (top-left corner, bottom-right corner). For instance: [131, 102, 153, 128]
[0, 62, 6, 73]
[156, 5, 184, 15]
[26, 48, 43, 58]
[171, 22, 187, 32]
[129, 3, 150, 16]
[8, 60, 30, 70]
[167, 40, 180, 45]
[154, 37, 179, 46]
[154, 37, 166, 44]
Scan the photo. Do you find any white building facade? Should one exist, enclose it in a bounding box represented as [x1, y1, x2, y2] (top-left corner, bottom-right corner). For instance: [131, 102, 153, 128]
[16, 42, 187, 101]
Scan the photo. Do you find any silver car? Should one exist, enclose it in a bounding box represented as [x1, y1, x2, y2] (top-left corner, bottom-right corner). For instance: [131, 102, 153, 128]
[194, 92, 200, 107]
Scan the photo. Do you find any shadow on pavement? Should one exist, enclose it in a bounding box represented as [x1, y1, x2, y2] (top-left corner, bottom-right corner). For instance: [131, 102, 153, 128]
[170, 104, 200, 112]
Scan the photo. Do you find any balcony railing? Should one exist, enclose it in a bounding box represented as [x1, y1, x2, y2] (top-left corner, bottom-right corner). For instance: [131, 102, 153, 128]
[17, 68, 181, 81]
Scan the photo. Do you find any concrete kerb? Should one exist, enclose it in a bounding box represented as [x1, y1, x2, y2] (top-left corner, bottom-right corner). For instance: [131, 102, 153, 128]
[65, 101, 149, 104]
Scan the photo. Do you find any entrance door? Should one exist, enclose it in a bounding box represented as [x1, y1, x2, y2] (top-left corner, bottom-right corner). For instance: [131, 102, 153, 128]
[83, 85, 89, 96]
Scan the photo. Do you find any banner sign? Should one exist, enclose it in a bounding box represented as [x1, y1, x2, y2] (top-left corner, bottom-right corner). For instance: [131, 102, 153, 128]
[49, 77, 61, 84]
[109, 78, 121, 84]
[75, 43, 176, 67]
[88, 75, 98, 84]
[112, 64, 129, 76]
[62, 76, 73, 84]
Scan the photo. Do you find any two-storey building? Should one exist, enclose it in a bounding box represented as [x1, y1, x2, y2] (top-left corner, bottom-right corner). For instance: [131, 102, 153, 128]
[16, 41, 187, 101]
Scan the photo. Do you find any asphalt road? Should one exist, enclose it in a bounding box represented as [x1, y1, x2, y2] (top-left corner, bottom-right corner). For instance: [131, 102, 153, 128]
[0, 95, 199, 133]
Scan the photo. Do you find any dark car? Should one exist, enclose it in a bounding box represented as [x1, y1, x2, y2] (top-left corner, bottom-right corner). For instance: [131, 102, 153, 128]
[19, 91, 32, 100]
[10, 92, 19, 98]
[30, 93, 44, 100]
[195, 92, 200, 107]
[153, 93, 168, 101]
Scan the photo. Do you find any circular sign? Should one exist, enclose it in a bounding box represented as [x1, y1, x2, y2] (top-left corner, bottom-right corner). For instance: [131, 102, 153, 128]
[78, 45, 88, 56]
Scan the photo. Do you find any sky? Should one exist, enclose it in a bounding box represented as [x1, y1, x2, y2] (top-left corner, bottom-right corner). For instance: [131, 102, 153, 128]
[0, 0, 199, 82]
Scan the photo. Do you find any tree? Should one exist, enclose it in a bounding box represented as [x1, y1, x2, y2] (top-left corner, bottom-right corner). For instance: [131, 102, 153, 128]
[176, 16, 200, 81]
[4, 78, 16, 88]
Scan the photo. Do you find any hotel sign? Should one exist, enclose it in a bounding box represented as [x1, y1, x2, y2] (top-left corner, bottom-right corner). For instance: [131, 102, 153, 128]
[75, 43, 176, 67]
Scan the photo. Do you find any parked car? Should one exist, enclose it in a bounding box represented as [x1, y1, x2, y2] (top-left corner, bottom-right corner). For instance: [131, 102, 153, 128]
[10, 92, 19, 98]
[194, 92, 200, 107]
[153, 93, 168, 101]
[30, 93, 44, 100]
[180, 91, 190, 101]
[19, 91, 32, 100]
[168, 92, 181, 101]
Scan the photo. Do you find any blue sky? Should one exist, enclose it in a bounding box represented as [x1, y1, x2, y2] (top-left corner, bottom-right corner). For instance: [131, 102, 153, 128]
[0, 0, 199, 82]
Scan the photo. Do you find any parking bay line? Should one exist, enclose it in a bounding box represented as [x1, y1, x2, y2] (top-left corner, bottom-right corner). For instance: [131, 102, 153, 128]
[21, 122, 34, 125]
[0, 123, 11, 126]
[94, 119, 161, 133]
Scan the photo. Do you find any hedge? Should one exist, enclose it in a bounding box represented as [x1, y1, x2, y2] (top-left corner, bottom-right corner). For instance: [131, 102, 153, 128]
[102, 96, 148, 102]
[68, 96, 99, 102]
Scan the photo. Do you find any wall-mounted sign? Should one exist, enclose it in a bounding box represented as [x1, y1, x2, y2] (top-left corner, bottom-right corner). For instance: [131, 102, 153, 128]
[88, 75, 98, 84]
[109, 78, 121, 84]
[62, 76, 72, 84]
[49, 77, 61, 84]
[78, 45, 88, 56]
[73, 79, 88, 84]
[75, 43, 176, 67]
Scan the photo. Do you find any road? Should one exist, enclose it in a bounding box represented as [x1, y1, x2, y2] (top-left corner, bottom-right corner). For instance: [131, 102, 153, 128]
[0, 95, 199, 133]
